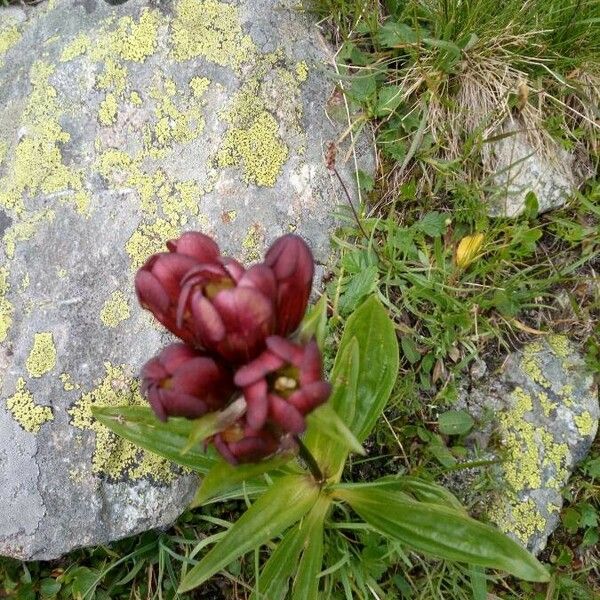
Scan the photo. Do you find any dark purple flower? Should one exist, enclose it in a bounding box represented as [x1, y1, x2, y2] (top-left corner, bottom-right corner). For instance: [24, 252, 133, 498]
[141, 343, 234, 421]
[177, 262, 277, 364]
[212, 421, 283, 464]
[135, 233, 221, 344]
[234, 336, 331, 434]
[264, 234, 314, 336]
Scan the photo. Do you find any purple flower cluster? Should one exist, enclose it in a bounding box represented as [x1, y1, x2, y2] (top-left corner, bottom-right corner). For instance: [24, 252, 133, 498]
[136, 232, 331, 464]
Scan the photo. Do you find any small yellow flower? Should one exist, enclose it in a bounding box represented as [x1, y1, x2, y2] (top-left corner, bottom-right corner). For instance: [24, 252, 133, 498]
[456, 233, 485, 268]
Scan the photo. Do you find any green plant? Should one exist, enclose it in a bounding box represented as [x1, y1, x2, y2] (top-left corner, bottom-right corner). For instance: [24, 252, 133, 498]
[95, 295, 549, 596]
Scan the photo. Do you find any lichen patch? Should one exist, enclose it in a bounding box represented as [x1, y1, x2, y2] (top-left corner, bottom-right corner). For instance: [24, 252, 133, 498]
[6, 377, 54, 433]
[100, 291, 131, 328]
[67, 363, 175, 482]
[170, 0, 256, 70]
[26, 332, 57, 378]
[0, 61, 90, 217]
[0, 267, 14, 343]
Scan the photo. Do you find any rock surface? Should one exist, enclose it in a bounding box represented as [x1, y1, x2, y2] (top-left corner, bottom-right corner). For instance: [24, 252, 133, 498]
[459, 336, 598, 555]
[0, 0, 366, 560]
[487, 120, 579, 217]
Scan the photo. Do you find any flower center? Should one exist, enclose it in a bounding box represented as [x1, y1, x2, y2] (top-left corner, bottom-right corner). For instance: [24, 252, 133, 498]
[268, 365, 300, 399]
[204, 277, 235, 299]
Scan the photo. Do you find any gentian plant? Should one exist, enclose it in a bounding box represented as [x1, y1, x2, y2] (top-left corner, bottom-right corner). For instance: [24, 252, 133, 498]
[94, 232, 549, 596]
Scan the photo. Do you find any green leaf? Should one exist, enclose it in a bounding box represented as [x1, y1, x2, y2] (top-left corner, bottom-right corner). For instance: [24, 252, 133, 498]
[438, 410, 474, 436]
[337, 296, 399, 442]
[191, 453, 296, 507]
[250, 496, 330, 600]
[92, 406, 215, 473]
[400, 336, 421, 364]
[178, 475, 320, 593]
[349, 73, 377, 103]
[40, 578, 61, 598]
[417, 211, 447, 237]
[291, 496, 330, 600]
[69, 567, 100, 600]
[378, 21, 418, 47]
[334, 475, 466, 513]
[305, 403, 365, 457]
[375, 85, 403, 117]
[304, 337, 360, 477]
[334, 487, 550, 582]
[339, 266, 379, 315]
[298, 295, 328, 351]
[357, 170, 375, 192]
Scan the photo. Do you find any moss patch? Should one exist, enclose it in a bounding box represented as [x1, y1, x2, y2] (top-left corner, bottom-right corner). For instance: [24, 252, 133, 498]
[68, 363, 175, 482]
[26, 332, 57, 378]
[6, 377, 54, 433]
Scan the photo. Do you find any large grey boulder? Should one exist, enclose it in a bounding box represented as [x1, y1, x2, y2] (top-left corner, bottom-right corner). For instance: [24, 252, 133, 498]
[458, 336, 598, 555]
[0, 0, 367, 560]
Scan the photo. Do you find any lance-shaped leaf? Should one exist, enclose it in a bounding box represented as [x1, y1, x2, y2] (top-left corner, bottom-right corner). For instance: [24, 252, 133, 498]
[334, 487, 550, 582]
[92, 405, 215, 472]
[178, 475, 320, 593]
[305, 402, 365, 456]
[291, 496, 329, 600]
[333, 475, 466, 513]
[298, 294, 328, 351]
[191, 453, 297, 507]
[304, 337, 359, 478]
[250, 495, 330, 600]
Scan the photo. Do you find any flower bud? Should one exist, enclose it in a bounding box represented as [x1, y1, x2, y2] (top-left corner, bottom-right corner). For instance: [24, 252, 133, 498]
[264, 234, 314, 336]
[141, 343, 234, 421]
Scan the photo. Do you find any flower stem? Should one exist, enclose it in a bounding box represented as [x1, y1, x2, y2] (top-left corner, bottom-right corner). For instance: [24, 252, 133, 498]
[295, 435, 325, 484]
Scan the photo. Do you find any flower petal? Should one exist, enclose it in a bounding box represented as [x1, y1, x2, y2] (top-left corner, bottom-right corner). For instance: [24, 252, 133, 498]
[268, 394, 306, 434]
[191, 294, 226, 343]
[243, 379, 269, 430]
[167, 232, 220, 262]
[135, 270, 170, 315]
[265, 336, 303, 364]
[234, 350, 284, 387]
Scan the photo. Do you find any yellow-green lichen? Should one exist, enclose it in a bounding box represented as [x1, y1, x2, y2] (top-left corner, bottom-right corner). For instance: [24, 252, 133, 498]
[96, 58, 128, 95]
[4, 210, 56, 259]
[20, 272, 30, 291]
[125, 218, 181, 270]
[521, 342, 551, 388]
[144, 75, 206, 152]
[242, 223, 264, 262]
[129, 90, 143, 106]
[295, 60, 309, 82]
[67, 363, 175, 481]
[490, 499, 547, 544]
[0, 61, 90, 217]
[98, 92, 118, 126]
[489, 384, 573, 545]
[189, 76, 210, 98]
[538, 391, 555, 418]
[60, 372, 80, 392]
[6, 377, 54, 433]
[94, 9, 161, 63]
[60, 33, 90, 62]
[0, 267, 14, 343]
[100, 290, 131, 327]
[0, 25, 21, 65]
[26, 332, 57, 378]
[171, 0, 256, 69]
[574, 411, 595, 437]
[217, 111, 288, 186]
[547, 334, 571, 360]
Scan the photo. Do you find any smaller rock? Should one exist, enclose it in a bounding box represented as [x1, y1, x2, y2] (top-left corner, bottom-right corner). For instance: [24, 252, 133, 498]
[459, 336, 598, 555]
[487, 120, 579, 217]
